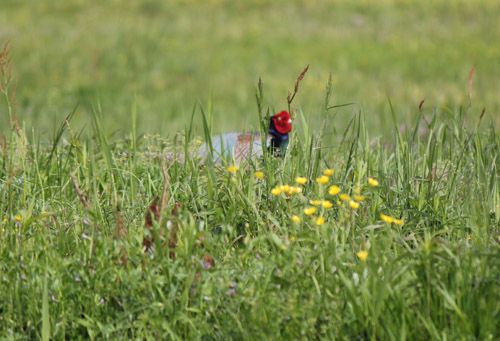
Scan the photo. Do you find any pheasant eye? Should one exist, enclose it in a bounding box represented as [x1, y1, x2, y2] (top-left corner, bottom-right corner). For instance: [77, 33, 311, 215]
[277, 117, 281, 121]
[288, 119, 292, 124]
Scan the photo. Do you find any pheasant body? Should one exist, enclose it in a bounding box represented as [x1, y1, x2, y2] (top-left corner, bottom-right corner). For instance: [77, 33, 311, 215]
[198, 132, 267, 163]
[198, 110, 292, 163]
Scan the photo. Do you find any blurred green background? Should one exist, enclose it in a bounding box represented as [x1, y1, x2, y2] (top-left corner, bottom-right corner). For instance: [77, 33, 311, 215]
[1, 0, 499, 136]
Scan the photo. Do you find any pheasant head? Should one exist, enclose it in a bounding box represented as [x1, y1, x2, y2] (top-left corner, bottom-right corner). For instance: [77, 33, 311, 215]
[269, 110, 292, 156]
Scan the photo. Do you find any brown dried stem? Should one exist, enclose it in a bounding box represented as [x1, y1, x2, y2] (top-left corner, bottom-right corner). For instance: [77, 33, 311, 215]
[287, 65, 309, 111]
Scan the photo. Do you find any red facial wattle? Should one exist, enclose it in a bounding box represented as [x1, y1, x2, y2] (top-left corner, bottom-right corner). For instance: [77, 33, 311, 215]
[272, 110, 292, 134]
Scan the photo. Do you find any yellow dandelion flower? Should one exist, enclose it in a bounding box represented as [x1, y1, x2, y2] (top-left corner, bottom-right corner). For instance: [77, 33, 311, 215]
[323, 169, 334, 176]
[271, 187, 282, 196]
[368, 177, 379, 187]
[14, 214, 22, 222]
[394, 218, 404, 225]
[322, 200, 333, 209]
[304, 207, 317, 216]
[291, 215, 301, 223]
[226, 165, 239, 174]
[328, 185, 341, 196]
[289, 186, 302, 195]
[353, 194, 366, 202]
[295, 176, 308, 185]
[281, 185, 291, 194]
[254, 171, 264, 179]
[380, 213, 394, 224]
[356, 250, 368, 262]
[339, 193, 351, 202]
[309, 199, 322, 206]
[315, 216, 325, 225]
[316, 175, 329, 185]
[349, 200, 360, 209]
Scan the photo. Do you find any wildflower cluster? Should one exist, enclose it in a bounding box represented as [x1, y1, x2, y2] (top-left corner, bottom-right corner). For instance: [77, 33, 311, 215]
[271, 184, 302, 197]
[283, 168, 348, 226]
[257, 166, 405, 262]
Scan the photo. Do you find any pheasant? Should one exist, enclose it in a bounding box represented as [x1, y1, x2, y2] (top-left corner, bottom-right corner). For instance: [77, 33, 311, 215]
[198, 110, 293, 163]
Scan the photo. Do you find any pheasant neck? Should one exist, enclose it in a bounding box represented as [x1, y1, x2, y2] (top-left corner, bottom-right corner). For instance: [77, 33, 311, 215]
[270, 133, 289, 156]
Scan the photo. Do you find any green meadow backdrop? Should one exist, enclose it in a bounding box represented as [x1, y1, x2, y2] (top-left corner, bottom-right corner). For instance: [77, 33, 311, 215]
[1, 0, 499, 136]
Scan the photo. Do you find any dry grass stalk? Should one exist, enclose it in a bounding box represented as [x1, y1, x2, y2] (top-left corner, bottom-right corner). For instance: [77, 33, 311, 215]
[287, 64, 309, 109]
[143, 196, 160, 253]
[70, 174, 90, 209]
[114, 205, 128, 265]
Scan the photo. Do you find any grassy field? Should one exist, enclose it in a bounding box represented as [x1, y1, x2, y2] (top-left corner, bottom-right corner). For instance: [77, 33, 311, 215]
[0, 0, 499, 339]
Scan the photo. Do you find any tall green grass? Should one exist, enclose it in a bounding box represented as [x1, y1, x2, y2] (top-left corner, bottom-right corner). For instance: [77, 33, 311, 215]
[0, 74, 498, 338]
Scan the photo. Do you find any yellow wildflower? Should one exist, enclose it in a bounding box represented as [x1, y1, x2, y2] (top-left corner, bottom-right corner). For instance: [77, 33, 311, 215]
[2, 217, 7, 224]
[380, 213, 394, 224]
[316, 175, 329, 185]
[353, 194, 366, 202]
[309, 199, 322, 206]
[304, 207, 317, 216]
[295, 176, 308, 185]
[254, 171, 264, 179]
[339, 193, 351, 202]
[368, 177, 379, 187]
[281, 185, 291, 194]
[227, 165, 239, 174]
[321, 200, 333, 209]
[349, 200, 360, 209]
[328, 185, 341, 196]
[289, 236, 296, 242]
[291, 215, 301, 223]
[394, 218, 404, 225]
[323, 169, 334, 176]
[356, 250, 368, 262]
[315, 216, 325, 225]
[271, 187, 282, 196]
[14, 214, 22, 222]
[289, 186, 302, 195]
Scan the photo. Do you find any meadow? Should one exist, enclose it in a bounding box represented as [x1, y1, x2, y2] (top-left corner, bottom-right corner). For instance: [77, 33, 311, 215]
[0, 0, 499, 339]
[1, 0, 500, 134]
